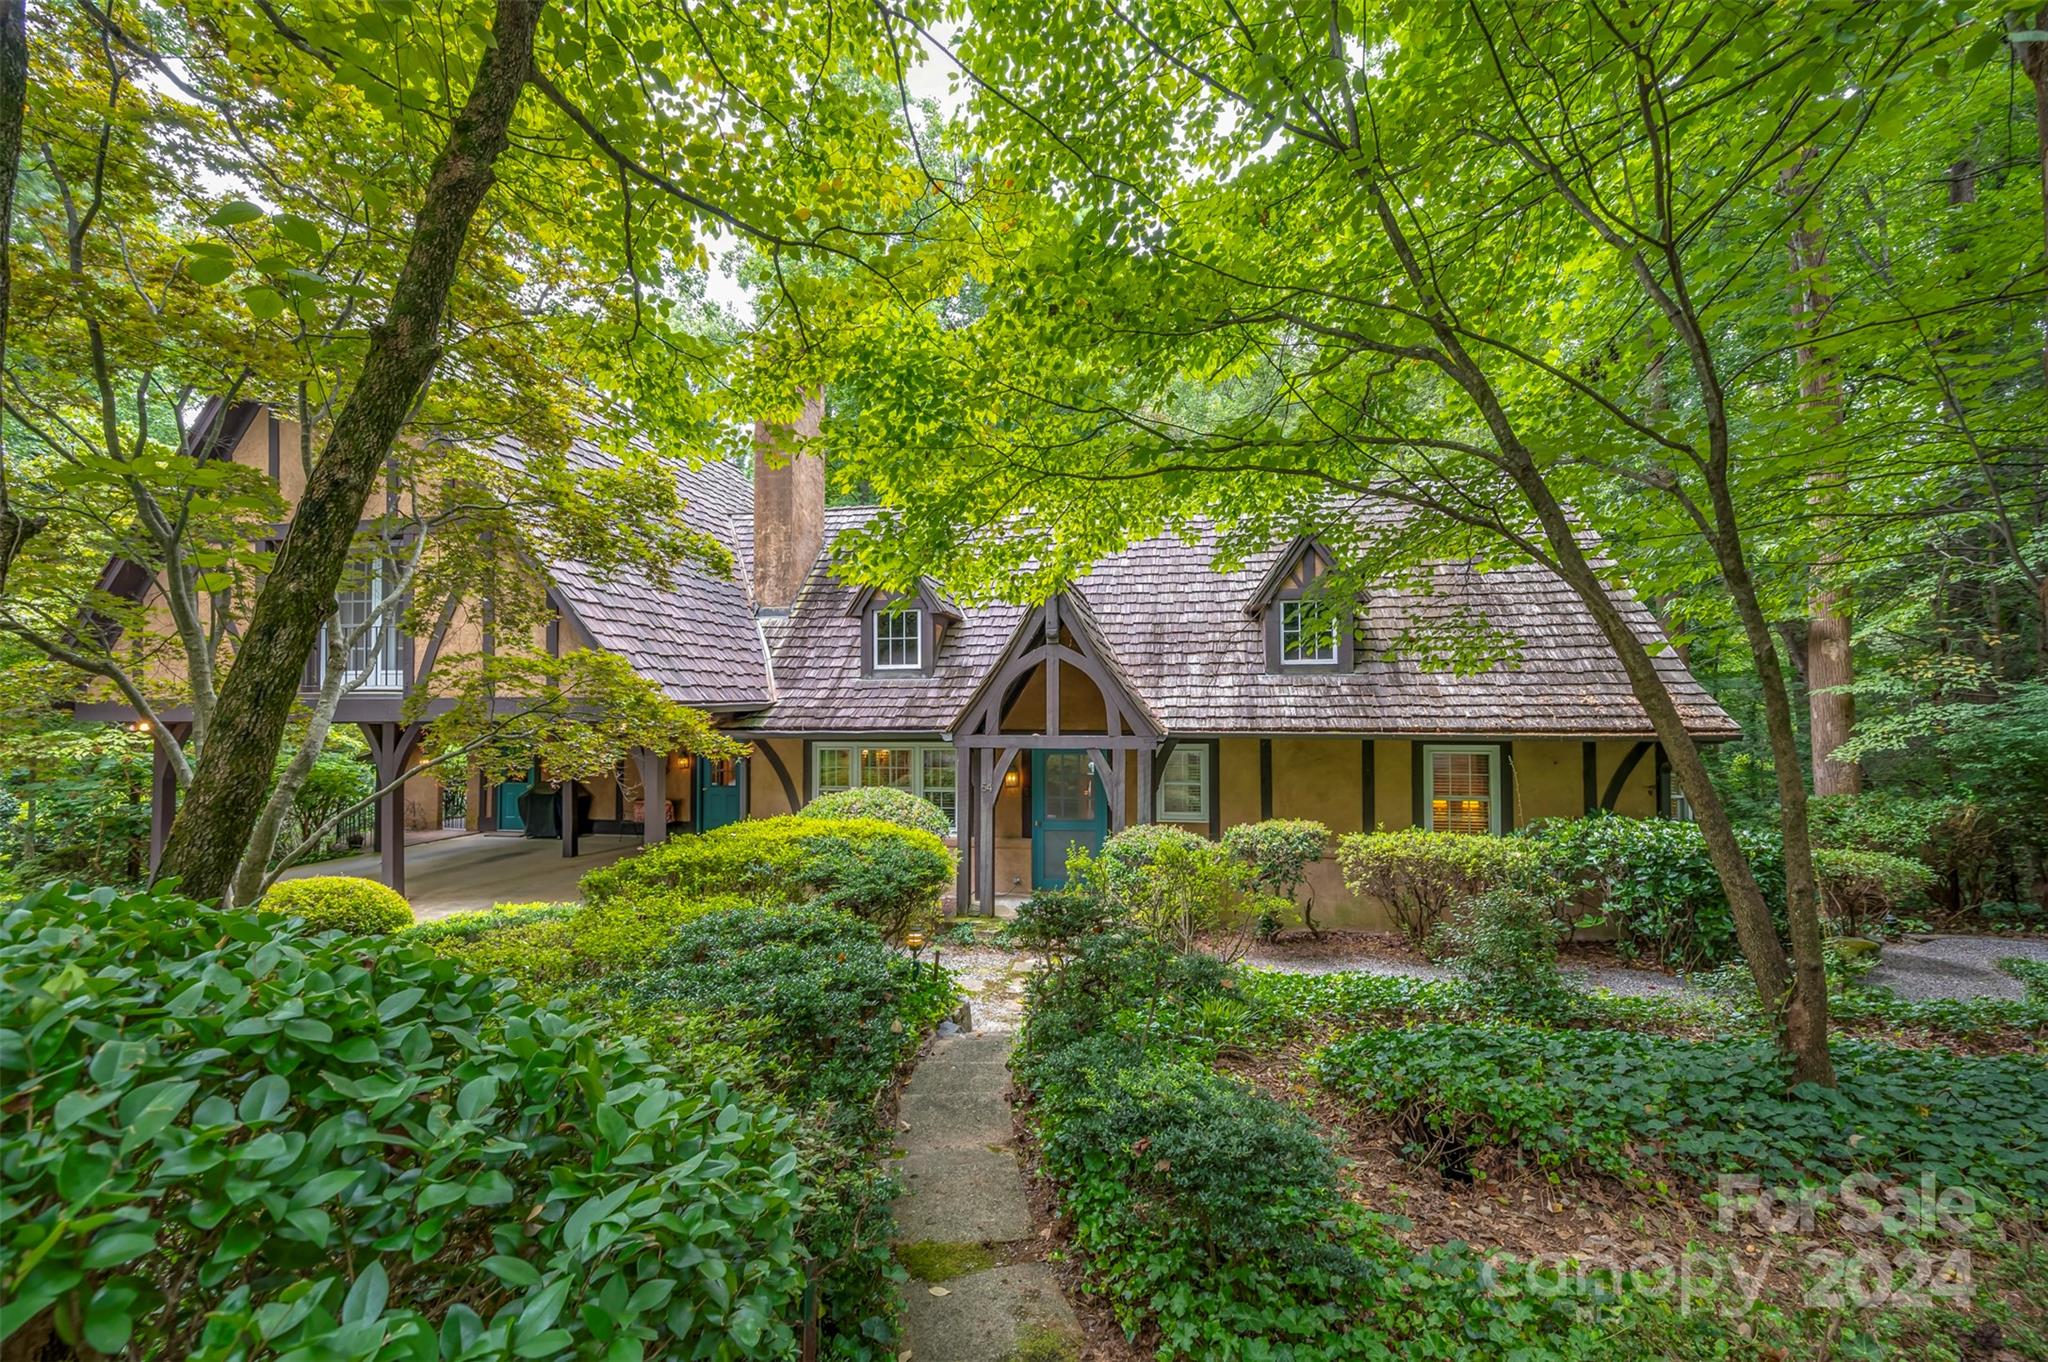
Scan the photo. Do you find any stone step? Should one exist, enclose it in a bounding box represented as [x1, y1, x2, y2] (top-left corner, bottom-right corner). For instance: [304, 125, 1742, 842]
[890, 1148, 1034, 1244]
[898, 1090, 1014, 1149]
[899, 1264, 1082, 1362]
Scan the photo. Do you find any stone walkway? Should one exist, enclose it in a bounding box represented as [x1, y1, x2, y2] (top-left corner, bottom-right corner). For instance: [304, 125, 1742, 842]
[892, 1028, 1081, 1362]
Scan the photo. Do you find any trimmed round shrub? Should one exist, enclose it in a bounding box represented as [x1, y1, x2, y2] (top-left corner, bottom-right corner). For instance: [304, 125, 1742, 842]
[0, 884, 806, 1362]
[1813, 847, 1936, 935]
[1336, 827, 1539, 952]
[1093, 822, 1212, 907]
[799, 786, 952, 840]
[581, 815, 952, 940]
[255, 874, 412, 934]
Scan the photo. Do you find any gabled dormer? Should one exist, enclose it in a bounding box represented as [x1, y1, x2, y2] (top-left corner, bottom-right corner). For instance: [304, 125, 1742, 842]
[847, 579, 961, 678]
[1243, 537, 1355, 673]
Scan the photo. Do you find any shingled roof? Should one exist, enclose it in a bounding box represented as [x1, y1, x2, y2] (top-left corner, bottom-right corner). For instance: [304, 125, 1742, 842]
[570, 462, 1736, 740]
[493, 437, 773, 709]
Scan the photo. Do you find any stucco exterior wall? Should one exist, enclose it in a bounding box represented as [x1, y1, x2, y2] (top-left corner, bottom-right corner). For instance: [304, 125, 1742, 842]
[748, 740, 804, 818]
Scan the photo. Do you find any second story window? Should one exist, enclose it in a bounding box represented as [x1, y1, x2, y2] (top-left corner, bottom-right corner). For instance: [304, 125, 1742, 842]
[872, 607, 922, 671]
[1279, 600, 1339, 665]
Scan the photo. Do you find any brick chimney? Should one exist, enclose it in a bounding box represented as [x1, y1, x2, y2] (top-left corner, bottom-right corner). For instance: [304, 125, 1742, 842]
[751, 391, 826, 611]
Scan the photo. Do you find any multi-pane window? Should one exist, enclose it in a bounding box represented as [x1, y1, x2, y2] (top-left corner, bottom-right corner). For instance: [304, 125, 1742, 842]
[1159, 745, 1209, 822]
[811, 742, 958, 830]
[1425, 746, 1499, 835]
[815, 747, 852, 795]
[1279, 600, 1339, 664]
[322, 570, 402, 690]
[871, 608, 922, 670]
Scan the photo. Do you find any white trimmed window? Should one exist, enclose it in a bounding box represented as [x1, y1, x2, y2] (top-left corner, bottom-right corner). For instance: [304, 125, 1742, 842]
[1279, 600, 1339, 664]
[872, 608, 922, 670]
[1424, 745, 1500, 835]
[811, 742, 957, 830]
[1158, 745, 1209, 823]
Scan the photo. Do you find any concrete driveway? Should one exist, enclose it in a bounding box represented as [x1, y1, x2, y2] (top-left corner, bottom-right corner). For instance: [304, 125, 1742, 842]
[278, 832, 644, 920]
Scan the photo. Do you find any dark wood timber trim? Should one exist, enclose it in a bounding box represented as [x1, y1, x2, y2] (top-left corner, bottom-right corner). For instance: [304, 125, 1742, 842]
[266, 412, 280, 480]
[1601, 740, 1653, 812]
[1360, 739, 1375, 832]
[1258, 738, 1273, 820]
[1411, 743, 1426, 829]
[1582, 741, 1599, 814]
[754, 740, 799, 813]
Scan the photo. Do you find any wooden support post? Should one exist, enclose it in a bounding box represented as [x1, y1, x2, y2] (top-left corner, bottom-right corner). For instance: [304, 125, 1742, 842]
[359, 722, 415, 898]
[1136, 744, 1155, 826]
[560, 778, 580, 858]
[148, 728, 183, 876]
[953, 740, 972, 914]
[976, 747, 999, 915]
[635, 748, 669, 846]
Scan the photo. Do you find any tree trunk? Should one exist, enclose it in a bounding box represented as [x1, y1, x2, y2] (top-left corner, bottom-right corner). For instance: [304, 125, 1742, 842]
[2021, 12, 2048, 391]
[0, 0, 41, 590]
[156, 0, 543, 902]
[1785, 152, 1859, 797]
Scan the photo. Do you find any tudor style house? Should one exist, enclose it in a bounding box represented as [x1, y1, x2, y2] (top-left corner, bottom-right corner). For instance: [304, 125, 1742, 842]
[91, 400, 1738, 923]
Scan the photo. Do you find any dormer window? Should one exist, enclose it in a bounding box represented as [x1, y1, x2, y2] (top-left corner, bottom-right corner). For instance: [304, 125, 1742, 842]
[1279, 600, 1339, 665]
[1246, 537, 1355, 674]
[872, 607, 923, 670]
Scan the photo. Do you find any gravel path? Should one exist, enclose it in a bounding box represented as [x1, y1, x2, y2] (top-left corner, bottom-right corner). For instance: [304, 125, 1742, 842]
[1234, 944, 1709, 1000]
[1862, 935, 2048, 1002]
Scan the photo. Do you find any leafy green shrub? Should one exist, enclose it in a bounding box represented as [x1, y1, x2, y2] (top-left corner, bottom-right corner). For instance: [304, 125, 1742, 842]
[1314, 1022, 2048, 1207]
[255, 874, 412, 934]
[1222, 819, 1329, 938]
[799, 786, 952, 840]
[0, 884, 806, 1362]
[1432, 885, 1570, 1015]
[1519, 813, 1784, 968]
[1013, 935, 1612, 1358]
[1079, 830, 1276, 959]
[407, 895, 751, 997]
[1813, 848, 1936, 936]
[1336, 828, 1538, 951]
[626, 903, 957, 1350]
[583, 815, 952, 940]
[629, 902, 954, 1127]
[999, 884, 1116, 953]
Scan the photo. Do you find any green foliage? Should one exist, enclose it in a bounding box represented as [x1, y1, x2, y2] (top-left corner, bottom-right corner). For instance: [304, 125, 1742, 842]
[893, 1240, 996, 1282]
[405, 896, 753, 999]
[1520, 814, 1785, 968]
[630, 903, 953, 1121]
[280, 739, 374, 855]
[1336, 828, 1539, 952]
[1315, 1023, 2048, 1208]
[1013, 935, 1619, 1358]
[254, 875, 413, 935]
[0, 884, 806, 1362]
[583, 815, 953, 941]
[1432, 885, 1571, 1015]
[999, 885, 1117, 953]
[0, 724, 151, 891]
[799, 786, 952, 840]
[1812, 848, 1936, 936]
[625, 904, 956, 1350]
[1221, 819, 1329, 936]
[1078, 826, 1277, 958]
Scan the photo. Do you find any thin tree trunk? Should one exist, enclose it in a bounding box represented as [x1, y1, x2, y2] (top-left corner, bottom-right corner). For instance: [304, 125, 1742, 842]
[1784, 153, 1859, 796]
[0, 0, 40, 589]
[2021, 12, 2048, 391]
[156, 0, 543, 901]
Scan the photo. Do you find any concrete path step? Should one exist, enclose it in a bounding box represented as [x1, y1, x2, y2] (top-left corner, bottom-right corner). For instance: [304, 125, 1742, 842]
[890, 1031, 1082, 1362]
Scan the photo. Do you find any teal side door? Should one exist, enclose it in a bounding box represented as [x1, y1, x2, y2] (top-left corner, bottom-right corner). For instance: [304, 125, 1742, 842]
[496, 768, 533, 832]
[695, 756, 743, 831]
[1030, 750, 1108, 888]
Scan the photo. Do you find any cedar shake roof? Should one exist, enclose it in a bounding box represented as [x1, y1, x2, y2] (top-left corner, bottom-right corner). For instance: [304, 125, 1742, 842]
[497, 437, 773, 708]
[595, 463, 1738, 740]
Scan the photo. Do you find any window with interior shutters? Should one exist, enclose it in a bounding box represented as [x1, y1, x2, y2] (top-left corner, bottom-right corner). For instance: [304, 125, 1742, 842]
[1159, 746, 1208, 821]
[1426, 747, 1496, 835]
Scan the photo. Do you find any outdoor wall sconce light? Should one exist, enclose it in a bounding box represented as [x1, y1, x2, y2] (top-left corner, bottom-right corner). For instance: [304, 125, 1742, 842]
[1003, 767, 1020, 790]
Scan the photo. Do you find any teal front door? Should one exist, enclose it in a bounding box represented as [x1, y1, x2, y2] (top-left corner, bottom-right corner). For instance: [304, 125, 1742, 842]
[695, 756, 743, 831]
[1031, 750, 1108, 887]
[496, 767, 533, 832]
